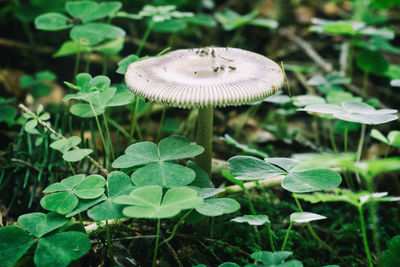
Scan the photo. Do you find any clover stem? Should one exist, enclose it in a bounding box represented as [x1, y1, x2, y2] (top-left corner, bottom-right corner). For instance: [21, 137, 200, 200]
[152, 218, 161, 267]
[67, 161, 76, 175]
[344, 121, 348, 152]
[159, 209, 193, 247]
[157, 106, 166, 142]
[281, 221, 293, 251]
[293, 196, 346, 266]
[136, 20, 155, 57]
[106, 220, 112, 259]
[88, 100, 109, 168]
[102, 112, 115, 161]
[129, 96, 140, 143]
[362, 71, 369, 98]
[329, 120, 338, 153]
[366, 178, 381, 260]
[195, 106, 214, 178]
[356, 124, 366, 163]
[266, 223, 276, 252]
[358, 205, 373, 267]
[384, 145, 390, 158]
[73, 45, 81, 82]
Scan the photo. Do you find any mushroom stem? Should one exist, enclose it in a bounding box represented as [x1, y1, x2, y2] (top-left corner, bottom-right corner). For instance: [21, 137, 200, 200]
[195, 106, 214, 178]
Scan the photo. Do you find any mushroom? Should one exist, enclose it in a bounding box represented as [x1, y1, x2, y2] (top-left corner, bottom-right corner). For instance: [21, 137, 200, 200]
[125, 47, 284, 178]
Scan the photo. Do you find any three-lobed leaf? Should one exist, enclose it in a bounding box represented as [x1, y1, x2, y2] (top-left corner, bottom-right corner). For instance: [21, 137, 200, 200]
[114, 185, 203, 219]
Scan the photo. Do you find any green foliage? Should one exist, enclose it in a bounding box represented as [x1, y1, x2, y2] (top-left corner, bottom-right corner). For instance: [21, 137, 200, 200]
[64, 73, 134, 118]
[245, 251, 303, 267]
[20, 70, 56, 98]
[311, 18, 394, 39]
[289, 212, 326, 223]
[379, 235, 400, 267]
[113, 135, 203, 187]
[231, 215, 270, 226]
[0, 212, 90, 267]
[0, 98, 17, 125]
[228, 156, 342, 193]
[215, 9, 278, 31]
[88, 171, 135, 220]
[299, 101, 398, 125]
[294, 188, 400, 209]
[356, 49, 389, 75]
[221, 134, 269, 158]
[41, 174, 106, 214]
[371, 129, 400, 148]
[114, 185, 203, 218]
[50, 136, 92, 162]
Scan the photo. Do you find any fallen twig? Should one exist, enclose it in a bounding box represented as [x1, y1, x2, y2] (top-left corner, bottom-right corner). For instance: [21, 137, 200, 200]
[281, 31, 333, 72]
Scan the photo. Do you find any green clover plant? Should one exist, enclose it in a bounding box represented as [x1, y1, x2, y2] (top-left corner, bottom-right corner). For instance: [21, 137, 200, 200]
[20, 70, 56, 98]
[112, 135, 204, 188]
[0, 212, 90, 267]
[50, 136, 93, 162]
[295, 188, 400, 267]
[35, 1, 124, 46]
[40, 174, 106, 215]
[0, 97, 18, 126]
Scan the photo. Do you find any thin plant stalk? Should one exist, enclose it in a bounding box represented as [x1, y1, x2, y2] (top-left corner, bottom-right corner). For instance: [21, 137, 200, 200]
[266, 224, 276, 252]
[294, 196, 346, 266]
[159, 209, 193, 247]
[108, 117, 130, 137]
[129, 96, 140, 143]
[281, 221, 294, 251]
[362, 72, 369, 98]
[73, 46, 81, 82]
[157, 106, 166, 142]
[329, 120, 338, 153]
[136, 20, 155, 57]
[356, 124, 366, 162]
[67, 161, 76, 175]
[366, 178, 381, 260]
[152, 218, 161, 267]
[102, 112, 115, 161]
[88, 100, 109, 167]
[105, 220, 112, 258]
[384, 145, 390, 158]
[344, 121, 348, 153]
[358, 205, 373, 267]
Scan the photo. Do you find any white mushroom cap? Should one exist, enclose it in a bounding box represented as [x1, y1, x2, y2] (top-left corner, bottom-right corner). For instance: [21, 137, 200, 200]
[125, 47, 284, 108]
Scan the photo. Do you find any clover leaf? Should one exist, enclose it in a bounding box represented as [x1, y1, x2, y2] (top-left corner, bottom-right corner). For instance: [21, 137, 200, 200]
[50, 136, 93, 162]
[231, 215, 270, 226]
[88, 171, 135, 221]
[294, 188, 400, 209]
[35, 1, 124, 46]
[245, 251, 303, 267]
[371, 129, 400, 148]
[114, 185, 203, 219]
[0, 97, 17, 124]
[18, 212, 69, 238]
[0, 212, 90, 267]
[41, 174, 106, 214]
[20, 70, 56, 98]
[310, 18, 394, 39]
[112, 136, 204, 188]
[215, 9, 277, 31]
[228, 156, 342, 193]
[289, 212, 326, 223]
[299, 101, 397, 125]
